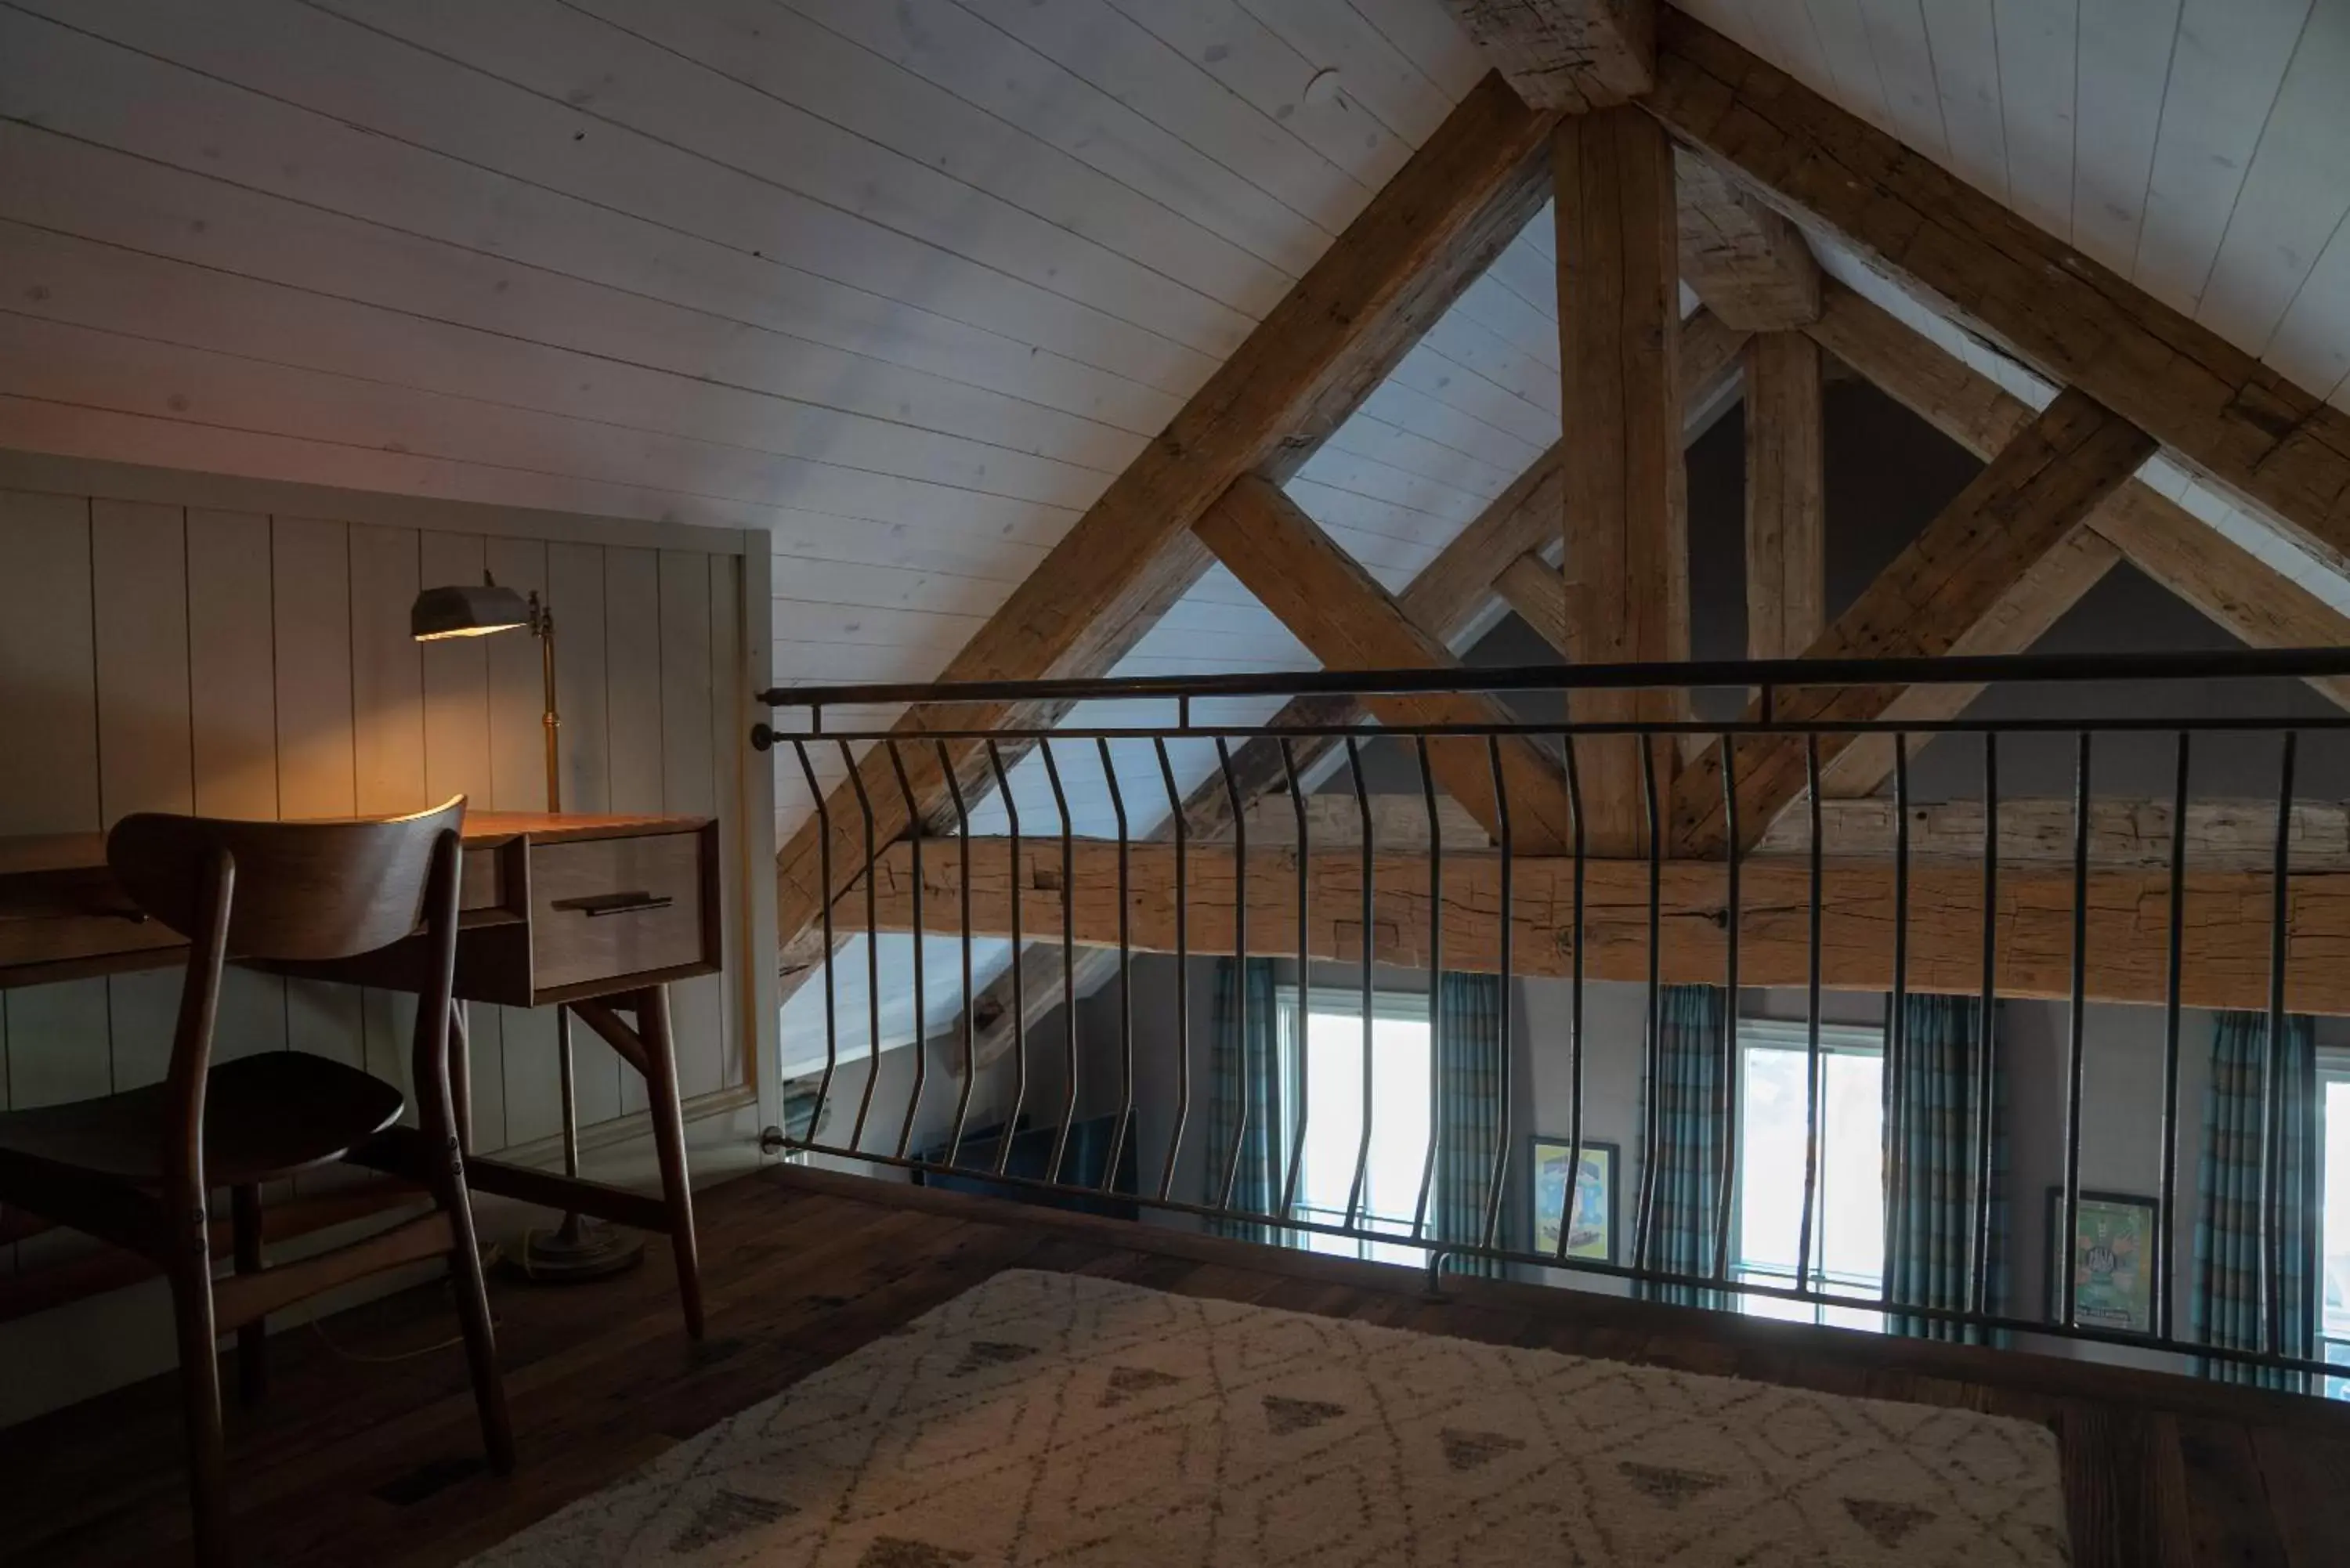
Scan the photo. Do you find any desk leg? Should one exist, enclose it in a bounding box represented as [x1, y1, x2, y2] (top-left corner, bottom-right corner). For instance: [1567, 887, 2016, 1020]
[634, 984, 704, 1339]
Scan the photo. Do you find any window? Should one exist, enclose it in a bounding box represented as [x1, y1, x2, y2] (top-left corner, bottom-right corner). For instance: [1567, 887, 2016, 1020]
[1734, 1020, 1887, 1330]
[1279, 989, 1433, 1265]
[2322, 1061, 2350, 1397]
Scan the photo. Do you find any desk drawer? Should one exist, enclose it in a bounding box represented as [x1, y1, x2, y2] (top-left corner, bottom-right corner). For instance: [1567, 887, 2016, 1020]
[530, 831, 707, 994]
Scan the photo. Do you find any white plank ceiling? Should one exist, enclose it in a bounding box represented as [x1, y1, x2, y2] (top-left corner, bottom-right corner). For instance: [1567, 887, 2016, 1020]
[1677, 0, 2350, 417]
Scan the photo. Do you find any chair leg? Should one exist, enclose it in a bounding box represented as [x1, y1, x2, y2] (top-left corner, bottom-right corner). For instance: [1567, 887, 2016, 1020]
[230, 1185, 266, 1407]
[635, 985, 705, 1339]
[166, 1249, 230, 1568]
[429, 1133, 514, 1474]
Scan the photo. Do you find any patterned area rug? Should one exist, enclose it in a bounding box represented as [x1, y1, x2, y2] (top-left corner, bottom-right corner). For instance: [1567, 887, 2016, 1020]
[468, 1269, 2070, 1566]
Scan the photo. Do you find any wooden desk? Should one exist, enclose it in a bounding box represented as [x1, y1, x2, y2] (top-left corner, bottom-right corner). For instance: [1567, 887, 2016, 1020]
[0, 811, 718, 1335]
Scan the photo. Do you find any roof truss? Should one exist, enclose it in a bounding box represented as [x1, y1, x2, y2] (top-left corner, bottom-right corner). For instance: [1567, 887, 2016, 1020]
[790, 6, 2350, 1013]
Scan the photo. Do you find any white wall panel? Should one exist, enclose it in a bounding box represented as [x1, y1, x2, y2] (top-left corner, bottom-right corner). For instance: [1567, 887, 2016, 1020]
[0, 473, 756, 1172]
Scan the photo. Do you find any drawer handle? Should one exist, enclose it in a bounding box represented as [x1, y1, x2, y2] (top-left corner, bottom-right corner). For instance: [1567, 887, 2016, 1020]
[552, 890, 674, 918]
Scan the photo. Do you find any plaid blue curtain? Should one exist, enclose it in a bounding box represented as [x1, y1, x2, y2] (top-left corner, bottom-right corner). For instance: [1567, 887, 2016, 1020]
[1203, 958, 1282, 1243]
[2193, 1010, 2316, 1390]
[1434, 971, 1506, 1278]
[1885, 995, 2007, 1344]
[1640, 985, 1729, 1307]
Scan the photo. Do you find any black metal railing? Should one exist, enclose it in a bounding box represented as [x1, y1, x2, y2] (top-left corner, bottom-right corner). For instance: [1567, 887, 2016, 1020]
[756, 648, 2350, 1388]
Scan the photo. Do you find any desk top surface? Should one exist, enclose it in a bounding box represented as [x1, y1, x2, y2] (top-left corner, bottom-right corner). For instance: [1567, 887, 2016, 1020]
[0, 811, 711, 881]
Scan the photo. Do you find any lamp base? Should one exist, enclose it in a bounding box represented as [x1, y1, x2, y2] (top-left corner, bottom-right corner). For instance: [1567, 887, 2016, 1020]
[508, 1216, 645, 1283]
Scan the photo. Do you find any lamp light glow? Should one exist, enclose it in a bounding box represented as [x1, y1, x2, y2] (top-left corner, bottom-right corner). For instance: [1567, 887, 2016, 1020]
[410, 574, 534, 641]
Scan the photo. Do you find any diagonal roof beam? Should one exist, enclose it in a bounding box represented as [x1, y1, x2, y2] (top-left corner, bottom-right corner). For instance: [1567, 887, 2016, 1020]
[1676, 150, 1820, 332]
[1195, 476, 1581, 853]
[1162, 308, 1748, 841]
[1804, 282, 2350, 725]
[1670, 386, 2156, 857]
[773, 73, 1556, 970]
[1640, 8, 2350, 578]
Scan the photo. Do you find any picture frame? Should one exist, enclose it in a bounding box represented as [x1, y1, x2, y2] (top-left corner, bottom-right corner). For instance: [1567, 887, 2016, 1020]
[1528, 1136, 1618, 1263]
[2044, 1187, 2160, 1336]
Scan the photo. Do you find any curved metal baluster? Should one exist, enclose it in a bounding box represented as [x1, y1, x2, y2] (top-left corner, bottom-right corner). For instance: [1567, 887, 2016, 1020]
[1632, 740, 1665, 1274]
[1213, 738, 1251, 1216]
[2058, 732, 2092, 1328]
[885, 742, 928, 1160]
[2261, 731, 2298, 1359]
[1278, 739, 1311, 1223]
[841, 740, 884, 1155]
[2155, 732, 2189, 1341]
[1153, 736, 1191, 1203]
[1882, 735, 1911, 1310]
[1712, 733, 1741, 1278]
[1481, 734, 1514, 1254]
[1796, 735, 1824, 1299]
[1343, 735, 1376, 1234]
[1550, 734, 1589, 1265]
[938, 741, 978, 1169]
[1040, 739, 1079, 1186]
[1098, 737, 1134, 1196]
[985, 741, 1026, 1180]
[790, 739, 838, 1147]
[1412, 736, 1443, 1242]
[1969, 733, 2000, 1321]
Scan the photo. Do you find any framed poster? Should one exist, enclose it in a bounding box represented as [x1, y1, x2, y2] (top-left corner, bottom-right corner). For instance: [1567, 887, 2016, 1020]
[1528, 1136, 1618, 1263]
[2045, 1188, 2160, 1335]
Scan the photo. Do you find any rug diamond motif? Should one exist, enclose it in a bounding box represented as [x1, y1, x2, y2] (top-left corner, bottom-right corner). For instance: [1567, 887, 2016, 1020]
[1261, 1394, 1349, 1436]
[667, 1489, 794, 1554]
[1441, 1428, 1528, 1472]
[1845, 1497, 1938, 1547]
[1099, 1364, 1184, 1409]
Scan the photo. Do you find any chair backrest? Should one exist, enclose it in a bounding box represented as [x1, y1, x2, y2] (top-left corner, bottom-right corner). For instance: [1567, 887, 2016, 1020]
[107, 799, 468, 962]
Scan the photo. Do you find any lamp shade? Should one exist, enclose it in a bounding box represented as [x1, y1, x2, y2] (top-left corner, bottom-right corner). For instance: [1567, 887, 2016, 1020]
[411, 576, 533, 641]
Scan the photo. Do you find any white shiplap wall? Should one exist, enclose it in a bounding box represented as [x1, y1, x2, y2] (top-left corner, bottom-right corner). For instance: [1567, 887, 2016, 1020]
[0, 470, 757, 1180]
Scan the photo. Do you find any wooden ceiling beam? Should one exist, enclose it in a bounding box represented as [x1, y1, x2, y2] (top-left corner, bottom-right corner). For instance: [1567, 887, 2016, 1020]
[1192, 476, 1580, 854]
[1441, 0, 1654, 112]
[1743, 332, 1824, 660]
[1209, 790, 2350, 870]
[1493, 550, 1570, 651]
[1641, 8, 2350, 577]
[773, 73, 1556, 970]
[1804, 282, 2350, 722]
[1676, 152, 1821, 331]
[1671, 387, 2157, 857]
[1556, 106, 1686, 854]
[841, 838, 2350, 1017]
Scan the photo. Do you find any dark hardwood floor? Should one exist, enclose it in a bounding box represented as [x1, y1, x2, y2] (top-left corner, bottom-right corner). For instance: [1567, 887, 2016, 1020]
[5, 1163, 2348, 1566]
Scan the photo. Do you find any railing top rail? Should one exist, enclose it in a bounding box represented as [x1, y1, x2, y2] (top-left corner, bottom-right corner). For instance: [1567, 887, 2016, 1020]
[754, 646, 2350, 713]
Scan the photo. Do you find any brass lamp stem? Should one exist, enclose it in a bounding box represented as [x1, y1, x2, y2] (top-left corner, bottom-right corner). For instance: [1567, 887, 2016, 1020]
[533, 594, 560, 815]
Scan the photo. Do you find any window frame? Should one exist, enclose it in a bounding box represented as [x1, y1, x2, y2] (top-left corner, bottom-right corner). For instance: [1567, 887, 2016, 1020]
[1274, 985, 1434, 1264]
[1730, 1017, 1889, 1328]
[2319, 1050, 2350, 1396]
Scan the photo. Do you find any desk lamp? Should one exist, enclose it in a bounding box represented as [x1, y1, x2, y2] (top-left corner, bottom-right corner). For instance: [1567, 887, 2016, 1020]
[411, 573, 645, 1281]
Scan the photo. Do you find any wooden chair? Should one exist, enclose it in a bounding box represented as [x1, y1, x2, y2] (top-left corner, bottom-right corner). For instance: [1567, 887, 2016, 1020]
[0, 799, 512, 1566]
